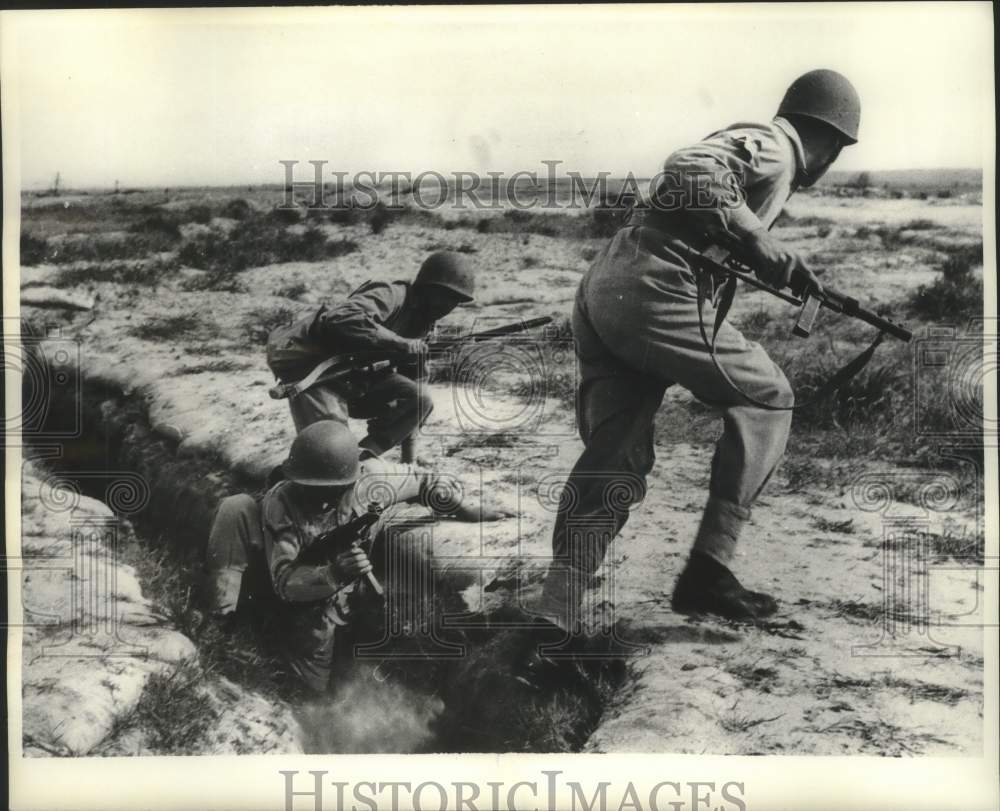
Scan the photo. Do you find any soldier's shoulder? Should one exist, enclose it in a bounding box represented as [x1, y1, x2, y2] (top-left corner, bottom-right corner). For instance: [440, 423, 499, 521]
[261, 481, 297, 527]
[349, 278, 408, 298]
[708, 119, 787, 148]
[700, 120, 794, 170]
[709, 119, 783, 138]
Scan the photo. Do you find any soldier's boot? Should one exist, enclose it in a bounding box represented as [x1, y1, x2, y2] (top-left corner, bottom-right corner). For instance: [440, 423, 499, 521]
[527, 563, 596, 635]
[185, 569, 241, 640]
[670, 552, 778, 621]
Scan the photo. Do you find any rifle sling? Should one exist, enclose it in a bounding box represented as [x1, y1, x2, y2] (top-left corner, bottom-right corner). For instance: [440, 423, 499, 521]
[275, 354, 401, 400]
[695, 264, 887, 412]
[273, 355, 348, 400]
[273, 317, 552, 400]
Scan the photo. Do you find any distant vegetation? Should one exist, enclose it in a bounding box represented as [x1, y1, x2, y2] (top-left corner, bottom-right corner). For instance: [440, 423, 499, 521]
[818, 167, 981, 200]
[177, 216, 358, 275]
[21, 200, 362, 293]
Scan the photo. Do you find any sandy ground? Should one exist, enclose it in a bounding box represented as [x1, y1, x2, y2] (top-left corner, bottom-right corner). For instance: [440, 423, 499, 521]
[17, 190, 986, 754]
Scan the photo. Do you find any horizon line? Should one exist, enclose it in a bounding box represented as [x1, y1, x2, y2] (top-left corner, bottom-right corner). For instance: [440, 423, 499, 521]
[18, 166, 986, 194]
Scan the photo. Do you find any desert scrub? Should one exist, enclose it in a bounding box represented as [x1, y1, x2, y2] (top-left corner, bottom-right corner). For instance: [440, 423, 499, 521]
[54, 257, 179, 287]
[177, 214, 359, 278]
[908, 241, 983, 321]
[790, 354, 902, 432]
[275, 281, 309, 300]
[266, 205, 303, 226]
[34, 230, 180, 264]
[469, 204, 626, 240]
[220, 198, 254, 220]
[368, 201, 396, 234]
[128, 212, 183, 241]
[182, 204, 215, 225]
[701, 303, 981, 470]
[129, 314, 207, 341]
[901, 218, 943, 231]
[20, 232, 49, 266]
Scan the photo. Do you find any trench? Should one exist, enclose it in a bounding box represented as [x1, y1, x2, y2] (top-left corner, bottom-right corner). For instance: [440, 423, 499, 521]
[23, 334, 627, 754]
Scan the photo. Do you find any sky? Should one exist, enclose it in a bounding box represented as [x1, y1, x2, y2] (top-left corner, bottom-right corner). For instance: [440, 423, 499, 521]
[2, 3, 994, 190]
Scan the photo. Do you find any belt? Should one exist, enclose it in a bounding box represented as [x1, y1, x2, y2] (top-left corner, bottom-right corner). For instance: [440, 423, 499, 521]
[632, 207, 715, 252]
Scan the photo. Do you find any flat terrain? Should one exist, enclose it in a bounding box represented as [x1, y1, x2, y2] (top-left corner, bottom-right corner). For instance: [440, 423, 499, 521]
[16, 183, 987, 755]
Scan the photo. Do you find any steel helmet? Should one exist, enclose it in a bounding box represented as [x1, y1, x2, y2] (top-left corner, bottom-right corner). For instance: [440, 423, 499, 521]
[283, 421, 361, 486]
[413, 251, 475, 302]
[777, 69, 861, 145]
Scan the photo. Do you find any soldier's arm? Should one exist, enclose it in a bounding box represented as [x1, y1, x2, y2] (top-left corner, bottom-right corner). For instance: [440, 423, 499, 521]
[312, 282, 420, 355]
[352, 459, 510, 522]
[660, 125, 820, 292]
[349, 458, 430, 511]
[262, 494, 346, 602]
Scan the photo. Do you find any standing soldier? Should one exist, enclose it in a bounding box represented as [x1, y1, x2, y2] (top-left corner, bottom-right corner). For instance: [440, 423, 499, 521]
[203, 420, 502, 692]
[266, 251, 475, 462]
[536, 70, 860, 627]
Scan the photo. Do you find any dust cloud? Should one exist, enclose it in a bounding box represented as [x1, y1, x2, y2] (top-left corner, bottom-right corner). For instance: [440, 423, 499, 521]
[297, 674, 445, 754]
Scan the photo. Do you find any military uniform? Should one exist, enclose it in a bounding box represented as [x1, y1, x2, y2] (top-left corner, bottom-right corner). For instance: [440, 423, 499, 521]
[205, 457, 438, 691]
[543, 117, 807, 616]
[267, 280, 437, 456]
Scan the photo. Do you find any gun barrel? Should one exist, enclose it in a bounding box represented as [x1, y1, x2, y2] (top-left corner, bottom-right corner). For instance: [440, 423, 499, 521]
[818, 291, 913, 342]
[432, 316, 554, 349]
[695, 245, 913, 344]
[470, 315, 553, 339]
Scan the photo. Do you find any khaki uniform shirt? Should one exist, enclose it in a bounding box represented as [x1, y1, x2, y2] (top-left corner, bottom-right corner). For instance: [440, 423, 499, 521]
[266, 280, 438, 383]
[650, 116, 807, 237]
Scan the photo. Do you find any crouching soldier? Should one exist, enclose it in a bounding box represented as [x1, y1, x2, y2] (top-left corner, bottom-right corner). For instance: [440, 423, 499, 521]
[266, 251, 475, 462]
[203, 419, 501, 692]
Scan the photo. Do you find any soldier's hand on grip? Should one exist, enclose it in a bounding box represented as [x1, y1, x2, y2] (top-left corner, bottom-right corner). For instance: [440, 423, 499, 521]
[406, 339, 431, 357]
[333, 546, 373, 580]
[745, 230, 823, 295]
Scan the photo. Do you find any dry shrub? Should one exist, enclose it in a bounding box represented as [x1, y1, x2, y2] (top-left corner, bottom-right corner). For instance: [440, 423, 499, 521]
[20, 232, 48, 265]
[909, 242, 983, 321]
[178, 216, 359, 282]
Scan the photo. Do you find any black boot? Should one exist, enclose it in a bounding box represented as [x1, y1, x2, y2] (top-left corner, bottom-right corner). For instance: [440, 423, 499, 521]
[670, 552, 778, 620]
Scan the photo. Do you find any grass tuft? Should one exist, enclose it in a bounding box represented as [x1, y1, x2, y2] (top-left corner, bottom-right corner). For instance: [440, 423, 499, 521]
[130, 314, 205, 341]
[275, 282, 309, 300]
[130, 665, 219, 754]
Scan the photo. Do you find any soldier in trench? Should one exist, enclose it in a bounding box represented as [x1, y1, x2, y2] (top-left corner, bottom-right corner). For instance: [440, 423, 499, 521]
[533, 70, 861, 629]
[266, 251, 475, 464]
[202, 419, 505, 693]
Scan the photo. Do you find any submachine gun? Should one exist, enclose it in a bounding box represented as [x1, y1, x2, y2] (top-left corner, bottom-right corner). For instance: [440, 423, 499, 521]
[297, 502, 385, 596]
[670, 235, 913, 411]
[268, 316, 554, 401]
